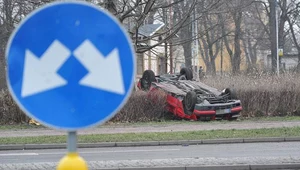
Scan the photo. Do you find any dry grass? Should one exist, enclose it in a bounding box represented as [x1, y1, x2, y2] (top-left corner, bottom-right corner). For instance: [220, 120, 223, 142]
[1, 73, 300, 124]
[0, 88, 169, 124]
[203, 73, 300, 118]
[110, 90, 168, 122]
[204, 73, 300, 91]
[0, 89, 29, 124]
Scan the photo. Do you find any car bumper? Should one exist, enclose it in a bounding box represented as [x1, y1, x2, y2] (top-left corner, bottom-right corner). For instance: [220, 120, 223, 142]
[193, 100, 242, 116]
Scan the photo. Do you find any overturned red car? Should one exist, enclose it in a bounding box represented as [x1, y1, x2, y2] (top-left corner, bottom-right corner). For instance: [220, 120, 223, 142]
[137, 68, 242, 121]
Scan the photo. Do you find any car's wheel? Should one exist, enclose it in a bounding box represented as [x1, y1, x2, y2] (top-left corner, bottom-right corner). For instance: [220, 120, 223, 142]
[141, 70, 156, 91]
[224, 88, 238, 100]
[184, 91, 197, 113]
[178, 75, 187, 80]
[180, 67, 193, 80]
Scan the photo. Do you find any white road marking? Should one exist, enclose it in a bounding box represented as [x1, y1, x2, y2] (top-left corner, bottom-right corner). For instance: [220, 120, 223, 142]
[0, 149, 180, 157]
[40, 148, 180, 155]
[94, 148, 180, 153]
[0, 153, 39, 156]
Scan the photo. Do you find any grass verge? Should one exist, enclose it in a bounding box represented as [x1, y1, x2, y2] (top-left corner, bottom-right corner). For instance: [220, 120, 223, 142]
[0, 127, 300, 145]
[1, 116, 300, 130]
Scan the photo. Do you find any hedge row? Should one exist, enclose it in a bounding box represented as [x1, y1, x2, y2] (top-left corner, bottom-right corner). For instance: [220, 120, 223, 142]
[0, 89, 169, 124]
[1, 74, 300, 124]
[203, 73, 300, 117]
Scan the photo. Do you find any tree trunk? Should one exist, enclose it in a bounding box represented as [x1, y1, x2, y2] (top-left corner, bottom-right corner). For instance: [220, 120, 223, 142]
[278, 0, 287, 49]
[174, 1, 197, 69]
[176, 4, 192, 69]
[242, 37, 252, 68]
[219, 14, 234, 70]
[278, 0, 287, 71]
[269, 0, 277, 73]
[205, 15, 217, 76]
[286, 12, 300, 73]
[198, 40, 211, 73]
[208, 45, 217, 76]
[297, 53, 300, 73]
[199, 14, 220, 76]
[232, 11, 242, 75]
[0, 51, 6, 89]
[200, 38, 211, 74]
[211, 58, 216, 75]
[183, 42, 192, 68]
[103, 0, 117, 15]
[248, 38, 255, 65]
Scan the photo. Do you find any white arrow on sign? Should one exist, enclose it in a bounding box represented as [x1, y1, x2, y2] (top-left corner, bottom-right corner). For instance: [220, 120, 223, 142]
[74, 40, 125, 95]
[21, 40, 71, 97]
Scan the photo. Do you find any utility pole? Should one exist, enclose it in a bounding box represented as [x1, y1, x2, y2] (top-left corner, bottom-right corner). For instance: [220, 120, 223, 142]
[191, 8, 198, 73]
[191, 8, 195, 71]
[270, 0, 279, 75]
[169, 0, 173, 73]
[195, 10, 199, 73]
[275, 0, 279, 76]
[221, 38, 223, 76]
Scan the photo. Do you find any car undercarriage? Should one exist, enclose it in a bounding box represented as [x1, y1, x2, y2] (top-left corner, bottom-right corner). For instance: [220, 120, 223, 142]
[137, 68, 242, 121]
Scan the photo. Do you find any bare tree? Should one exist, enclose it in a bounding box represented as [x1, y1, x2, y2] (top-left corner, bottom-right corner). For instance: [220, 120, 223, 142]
[101, 0, 200, 74]
[227, 0, 254, 74]
[173, 0, 222, 70]
[0, 0, 42, 89]
[197, 8, 222, 75]
[254, 0, 290, 73]
[173, 0, 196, 68]
[241, 1, 267, 72]
[4, 0, 297, 81]
[100, 0, 197, 54]
[286, 0, 300, 71]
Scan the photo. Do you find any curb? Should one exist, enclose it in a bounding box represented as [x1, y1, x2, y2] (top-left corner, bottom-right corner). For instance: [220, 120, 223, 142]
[94, 163, 300, 170]
[1, 137, 300, 150]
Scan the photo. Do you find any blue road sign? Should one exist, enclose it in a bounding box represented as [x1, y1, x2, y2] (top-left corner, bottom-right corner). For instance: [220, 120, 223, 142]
[6, 1, 136, 130]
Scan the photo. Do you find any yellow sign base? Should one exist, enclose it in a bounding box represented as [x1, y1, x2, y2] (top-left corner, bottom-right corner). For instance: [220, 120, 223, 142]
[57, 152, 88, 170]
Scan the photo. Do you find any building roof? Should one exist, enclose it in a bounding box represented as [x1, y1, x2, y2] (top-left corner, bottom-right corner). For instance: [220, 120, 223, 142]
[138, 23, 165, 37]
[123, 23, 165, 37]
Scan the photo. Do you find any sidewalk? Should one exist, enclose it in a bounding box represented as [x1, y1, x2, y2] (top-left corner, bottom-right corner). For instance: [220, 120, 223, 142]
[1, 120, 300, 137]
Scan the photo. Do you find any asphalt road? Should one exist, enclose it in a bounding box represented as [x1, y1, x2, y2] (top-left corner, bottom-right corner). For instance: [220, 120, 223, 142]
[1, 142, 300, 169]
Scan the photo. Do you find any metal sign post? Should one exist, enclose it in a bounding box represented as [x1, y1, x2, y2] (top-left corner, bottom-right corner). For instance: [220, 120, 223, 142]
[6, 1, 136, 169]
[275, 0, 280, 76]
[57, 131, 87, 170]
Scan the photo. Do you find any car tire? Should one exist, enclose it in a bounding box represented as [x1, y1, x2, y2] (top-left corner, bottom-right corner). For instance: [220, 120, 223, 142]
[180, 67, 193, 80]
[184, 91, 197, 113]
[178, 75, 187, 80]
[141, 70, 156, 91]
[224, 88, 238, 100]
